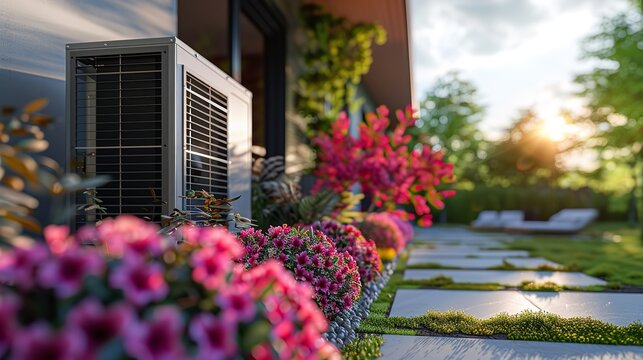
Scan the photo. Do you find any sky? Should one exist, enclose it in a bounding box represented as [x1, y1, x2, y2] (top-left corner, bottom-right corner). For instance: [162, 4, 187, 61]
[409, 0, 632, 144]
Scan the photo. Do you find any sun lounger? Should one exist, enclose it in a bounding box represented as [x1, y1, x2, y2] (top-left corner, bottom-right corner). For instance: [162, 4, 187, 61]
[504, 208, 598, 234]
[470, 210, 524, 231]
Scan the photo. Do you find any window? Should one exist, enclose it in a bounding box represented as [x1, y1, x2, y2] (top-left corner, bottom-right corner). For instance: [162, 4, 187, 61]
[178, 0, 285, 158]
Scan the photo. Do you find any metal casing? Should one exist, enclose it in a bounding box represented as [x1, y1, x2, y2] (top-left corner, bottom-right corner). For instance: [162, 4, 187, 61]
[66, 37, 252, 227]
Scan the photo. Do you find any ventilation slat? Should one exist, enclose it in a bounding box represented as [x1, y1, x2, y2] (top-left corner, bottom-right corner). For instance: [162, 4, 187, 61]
[74, 52, 165, 226]
[184, 72, 228, 215]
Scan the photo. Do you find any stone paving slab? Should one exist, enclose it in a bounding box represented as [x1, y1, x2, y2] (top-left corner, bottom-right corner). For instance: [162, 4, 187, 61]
[389, 289, 643, 326]
[407, 255, 561, 269]
[522, 291, 643, 327]
[403, 269, 607, 287]
[380, 335, 643, 360]
[390, 289, 539, 318]
[410, 249, 530, 258]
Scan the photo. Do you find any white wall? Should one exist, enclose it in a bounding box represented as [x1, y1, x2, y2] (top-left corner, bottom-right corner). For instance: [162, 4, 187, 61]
[0, 0, 177, 223]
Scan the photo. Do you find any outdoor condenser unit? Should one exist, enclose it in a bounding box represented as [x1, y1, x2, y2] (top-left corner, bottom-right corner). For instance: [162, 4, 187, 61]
[66, 37, 252, 227]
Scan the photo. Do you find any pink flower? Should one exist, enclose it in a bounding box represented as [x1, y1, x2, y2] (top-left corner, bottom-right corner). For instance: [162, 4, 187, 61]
[43, 225, 75, 255]
[180, 226, 243, 259]
[67, 299, 132, 357]
[38, 248, 104, 297]
[217, 285, 256, 322]
[124, 306, 185, 360]
[0, 244, 48, 290]
[110, 259, 168, 306]
[95, 215, 163, 257]
[11, 323, 84, 360]
[190, 248, 230, 290]
[0, 296, 17, 357]
[189, 314, 237, 360]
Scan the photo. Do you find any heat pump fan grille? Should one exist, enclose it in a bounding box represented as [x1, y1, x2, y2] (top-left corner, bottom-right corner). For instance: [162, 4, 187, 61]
[74, 52, 165, 225]
[184, 72, 229, 215]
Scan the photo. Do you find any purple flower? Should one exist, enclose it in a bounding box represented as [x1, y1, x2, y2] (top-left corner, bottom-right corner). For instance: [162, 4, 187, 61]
[295, 252, 310, 267]
[124, 306, 186, 360]
[0, 296, 17, 357]
[0, 244, 48, 290]
[291, 236, 303, 248]
[217, 285, 256, 322]
[38, 248, 104, 297]
[189, 314, 237, 360]
[11, 323, 84, 360]
[110, 258, 168, 306]
[67, 299, 132, 357]
[273, 237, 286, 249]
[314, 277, 331, 293]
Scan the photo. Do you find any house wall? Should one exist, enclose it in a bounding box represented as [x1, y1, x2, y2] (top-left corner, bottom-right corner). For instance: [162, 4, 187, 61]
[0, 0, 176, 223]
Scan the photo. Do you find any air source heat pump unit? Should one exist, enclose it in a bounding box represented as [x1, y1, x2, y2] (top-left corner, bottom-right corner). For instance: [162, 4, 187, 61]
[66, 37, 252, 227]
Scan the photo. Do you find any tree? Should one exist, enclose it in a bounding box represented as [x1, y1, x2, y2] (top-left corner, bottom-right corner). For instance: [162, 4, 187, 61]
[485, 109, 563, 186]
[412, 72, 486, 182]
[575, 8, 642, 237]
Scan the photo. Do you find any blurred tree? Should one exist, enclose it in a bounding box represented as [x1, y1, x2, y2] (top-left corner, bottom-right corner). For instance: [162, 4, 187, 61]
[485, 109, 563, 186]
[574, 8, 642, 236]
[412, 71, 487, 182]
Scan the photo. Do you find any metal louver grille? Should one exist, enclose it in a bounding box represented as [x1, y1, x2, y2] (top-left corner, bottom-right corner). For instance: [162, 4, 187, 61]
[74, 52, 164, 225]
[184, 72, 228, 212]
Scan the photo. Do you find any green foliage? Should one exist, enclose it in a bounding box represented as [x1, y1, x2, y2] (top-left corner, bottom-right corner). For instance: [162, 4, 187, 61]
[341, 334, 384, 360]
[0, 99, 107, 243]
[574, 9, 642, 237]
[251, 156, 362, 228]
[412, 71, 486, 181]
[161, 191, 252, 233]
[363, 310, 643, 345]
[575, 11, 642, 151]
[505, 223, 643, 286]
[485, 109, 564, 185]
[297, 4, 386, 135]
[440, 184, 625, 224]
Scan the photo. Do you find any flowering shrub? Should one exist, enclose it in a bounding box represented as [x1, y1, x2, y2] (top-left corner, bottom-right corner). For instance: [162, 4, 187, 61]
[312, 220, 381, 284]
[356, 213, 407, 253]
[238, 225, 361, 319]
[313, 105, 456, 225]
[386, 213, 414, 243]
[0, 215, 339, 359]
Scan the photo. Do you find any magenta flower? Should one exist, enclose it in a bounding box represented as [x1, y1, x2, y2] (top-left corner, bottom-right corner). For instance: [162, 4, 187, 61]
[11, 323, 84, 360]
[189, 314, 237, 360]
[190, 248, 230, 290]
[217, 285, 256, 322]
[0, 244, 48, 290]
[38, 248, 104, 297]
[0, 296, 17, 357]
[110, 258, 168, 306]
[124, 306, 186, 360]
[67, 299, 132, 357]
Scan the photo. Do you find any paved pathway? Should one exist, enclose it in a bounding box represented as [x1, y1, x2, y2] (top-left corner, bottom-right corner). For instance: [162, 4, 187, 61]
[380, 226, 643, 359]
[381, 335, 643, 360]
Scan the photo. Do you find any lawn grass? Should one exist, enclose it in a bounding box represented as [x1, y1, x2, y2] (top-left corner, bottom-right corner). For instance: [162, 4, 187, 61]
[341, 334, 384, 360]
[504, 222, 643, 287]
[357, 245, 643, 346]
[361, 310, 643, 345]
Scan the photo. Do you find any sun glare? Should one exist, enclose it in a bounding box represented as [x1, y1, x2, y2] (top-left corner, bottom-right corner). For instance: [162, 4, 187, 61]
[540, 115, 569, 142]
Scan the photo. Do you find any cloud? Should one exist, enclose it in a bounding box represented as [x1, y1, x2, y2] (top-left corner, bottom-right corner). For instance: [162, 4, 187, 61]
[409, 0, 632, 140]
